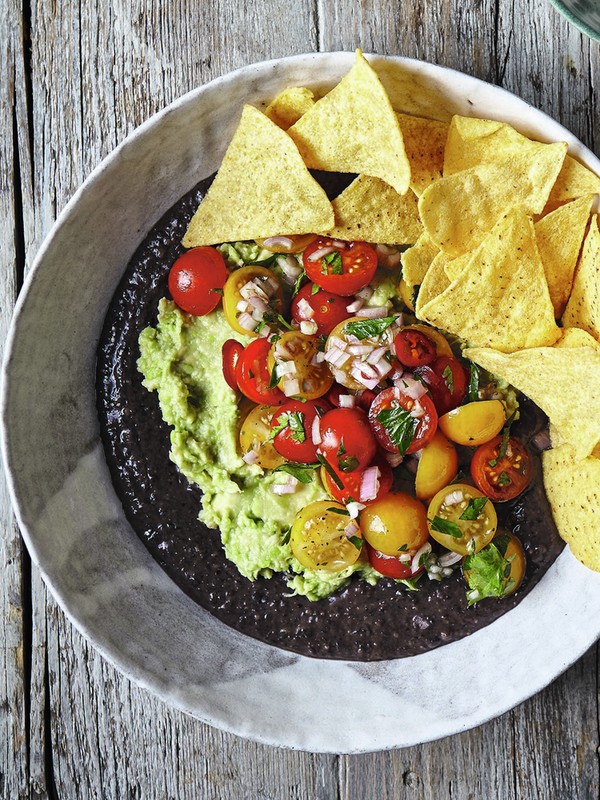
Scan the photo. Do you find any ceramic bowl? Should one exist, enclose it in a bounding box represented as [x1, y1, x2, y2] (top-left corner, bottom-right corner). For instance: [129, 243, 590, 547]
[548, 0, 600, 40]
[3, 53, 600, 754]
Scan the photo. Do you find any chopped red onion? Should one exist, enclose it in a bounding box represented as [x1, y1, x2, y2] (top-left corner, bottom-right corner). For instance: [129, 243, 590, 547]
[242, 449, 259, 465]
[410, 400, 426, 419]
[325, 347, 352, 367]
[300, 320, 318, 335]
[346, 501, 365, 519]
[282, 378, 301, 397]
[311, 351, 326, 365]
[348, 344, 375, 356]
[411, 542, 432, 573]
[271, 482, 299, 495]
[359, 466, 381, 502]
[274, 342, 295, 360]
[311, 415, 322, 445]
[366, 345, 388, 364]
[331, 239, 348, 248]
[345, 298, 364, 313]
[307, 245, 336, 262]
[344, 519, 360, 538]
[258, 325, 272, 339]
[296, 297, 314, 319]
[532, 429, 552, 452]
[237, 312, 258, 331]
[277, 361, 297, 376]
[373, 358, 393, 378]
[356, 286, 374, 300]
[338, 394, 357, 408]
[445, 489, 464, 506]
[394, 375, 427, 400]
[385, 452, 404, 467]
[236, 299, 250, 313]
[263, 236, 294, 250]
[356, 306, 390, 319]
[438, 551, 462, 567]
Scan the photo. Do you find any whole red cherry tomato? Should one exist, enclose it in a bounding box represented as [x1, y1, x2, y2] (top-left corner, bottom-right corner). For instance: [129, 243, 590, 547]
[236, 338, 285, 406]
[368, 387, 438, 455]
[271, 398, 331, 464]
[302, 238, 378, 296]
[290, 282, 352, 335]
[222, 339, 243, 392]
[318, 407, 377, 473]
[168, 247, 228, 316]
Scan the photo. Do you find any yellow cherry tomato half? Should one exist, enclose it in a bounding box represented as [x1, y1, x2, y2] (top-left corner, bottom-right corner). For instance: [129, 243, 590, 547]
[360, 491, 429, 557]
[415, 429, 459, 501]
[239, 404, 286, 470]
[398, 278, 415, 312]
[290, 500, 363, 572]
[255, 234, 317, 254]
[268, 330, 333, 400]
[438, 399, 506, 446]
[222, 265, 283, 337]
[401, 324, 453, 357]
[427, 483, 497, 556]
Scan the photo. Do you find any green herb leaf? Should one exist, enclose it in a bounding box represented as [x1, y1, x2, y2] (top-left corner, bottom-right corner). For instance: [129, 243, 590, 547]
[281, 526, 291, 545]
[338, 454, 360, 473]
[463, 540, 515, 605]
[268, 362, 280, 389]
[316, 453, 344, 489]
[442, 364, 454, 394]
[498, 471, 511, 486]
[459, 496, 488, 520]
[270, 411, 306, 442]
[348, 536, 363, 551]
[326, 506, 350, 515]
[322, 250, 343, 275]
[429, 516, 463, 539]
[397, 572, 423, 592]
[467, 363, 479, 402]
[264, 311, 294, 331]
[489, 409, 516, 466]
[344, 316, 398, 341]
[311, 283, 320, 295]
[210, 287, 224, 295]
[292, 270, 306, 298]
[274, 462, 318, 484]
[376, 404, 417, 456]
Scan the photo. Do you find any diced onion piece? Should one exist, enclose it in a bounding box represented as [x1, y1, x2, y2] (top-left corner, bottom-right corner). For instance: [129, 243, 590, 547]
[271, 482, 299, 495]
[311, 415, 322, 445]
[277, 360, 297, 376]
[274, 342, 295, 360]
[348, 344, 375, 356]
[338, 394, 357, 408]
[394, 375, 427, 400]
[373, 358, 393, 378]
[328, 336, 348, 351]
[366, 346, 388, 364]
[258, 325, 272, 339]
[248, 295, 269, 313]
[307, 245, 336, 262]
[325, 347, 352, 367]
[236, 299, 250, 313]
[300, 319, 318, 335]
[346, 501, 366, 519]
[385, 452, 404, 467]
[296, 298, 314, 319]
[412, 542, 432, 573]
[439, 551, 462, 567]
[356, 306, 390, 319]
[356, 286, 374, 300]
[346, 298, 364, 313]
[445, 489, 464, 506]
[344, 519, 360, 538]
[311, 351, 326, 365]
[263, 236, 294, 250]
[282, 378, 301, 397]
[409, 400, 426, 419]
[359, 466, 381, 502]
[242, 449, 259, 465]
[331, 239, 348, 249]
[237, 312, 258, 331]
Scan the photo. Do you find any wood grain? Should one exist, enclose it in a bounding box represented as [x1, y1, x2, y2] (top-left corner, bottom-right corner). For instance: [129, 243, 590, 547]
[1, 0, 599, 797]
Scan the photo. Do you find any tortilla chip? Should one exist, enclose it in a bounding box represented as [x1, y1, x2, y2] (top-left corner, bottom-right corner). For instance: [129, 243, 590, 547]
[401, 231, 440, 290]
[464, 345, 600, 461]
[420, 145, 567, 257]
[327, 175, 422, 244]
[417, 208, 560, 351]
[443, 252, 471, 283]
[414, 251, 454, 313]
[542, 445, 600, 571]
[265, 87, 315, 130]
[183, 105, 334, 247]
[555, 327, 600, 350]
[396, 113, 448, 196]
[562, 215, 600, 342]
[288, 51, 411, 195]
[535, 195, 594, 318]
[547, 155, 600, 206]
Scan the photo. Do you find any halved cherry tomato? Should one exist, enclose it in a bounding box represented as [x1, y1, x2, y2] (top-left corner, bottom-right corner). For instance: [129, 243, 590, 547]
[290, 282, 352, 335]
[255, 234, 317, 254]
[290, 500, 363, 572]
[368, 387, 438, 455]
[222, 339, 243, 392]
[168, 247, 228, 316]
[366, 543, 417, 580]
[471, 435, 533, 502]
[439, 400, 506, 446]
[361, 491, 429, 556]
[236, 338, 285, 406]
[427, 483, 497, 556]
[415, 429, 458, 501]
[271, 399, 330, 463]
[414, 356, 467, 415]
[318, 407, 377, 473]
[303, 238, 378, 296]
[268, 330, 333, 400]
[402, 324, 453, 357]
[239, 404, 286, 470]
[222, 266, 283, 337]
[393, 329, 436, 367]
[321, 452, 393, 504]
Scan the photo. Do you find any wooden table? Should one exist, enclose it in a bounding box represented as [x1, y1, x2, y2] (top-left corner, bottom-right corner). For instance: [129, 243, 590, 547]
[2, 1, 599, 797]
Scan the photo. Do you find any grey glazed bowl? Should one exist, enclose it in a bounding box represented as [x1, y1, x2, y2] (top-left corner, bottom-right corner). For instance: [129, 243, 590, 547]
[3, 53, 600, 753]
[548, 0, 600, 40]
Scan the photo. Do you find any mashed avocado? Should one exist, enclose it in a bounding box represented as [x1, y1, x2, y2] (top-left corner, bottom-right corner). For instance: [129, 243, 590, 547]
[138, 299, 378, 599]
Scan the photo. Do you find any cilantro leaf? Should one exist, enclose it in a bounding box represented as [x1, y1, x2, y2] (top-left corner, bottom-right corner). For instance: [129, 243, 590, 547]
[316, 453, 344, 489]
[322, 250, 344, 275]
[348, 536, 363, 551]
[326, 506, 350, 515]
[498, 471, 512, 486]
[376, 404, 417, 456]
[397, 572, 424, 591]
[274, 462, 318, 484]
[270, 411, 306, 442]
[429, 516, 463, 539]
[442, 364, 454, 394]
[338, 454, 360, 473]
[268, 362, 280, 389]
[311, 283, 320, 295]
[463, 540, 515, 606]
[281, 526, 291, 545]
[489, 409, 516, 466]
[459, 496, 488, 521]
[467, 363, 479, 402]
[344, 316, 398, 341]
[292, 270, 306, 298]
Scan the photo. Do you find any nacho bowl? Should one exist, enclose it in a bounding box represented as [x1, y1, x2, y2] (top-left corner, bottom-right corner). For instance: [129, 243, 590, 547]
[3, 53, 600, 753]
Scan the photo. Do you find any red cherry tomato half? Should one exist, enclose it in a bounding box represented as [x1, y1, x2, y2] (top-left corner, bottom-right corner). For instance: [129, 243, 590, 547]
[290, 283, 352, 335]
[222, 339, 243, 392]
[236, 338, 285, 406]
[394, 329, 437, 367]
[368, 386, 438, 455]
[415, 356, 468, 416]
[471, 435, 533, 502]
[318, 407, 377, 473]
[366, 543, 418, 580]
[302, 238, 378, 296]
[322, 452, 393, 505]
[168, 247, 228, 316]
[271, 399, 331, 464]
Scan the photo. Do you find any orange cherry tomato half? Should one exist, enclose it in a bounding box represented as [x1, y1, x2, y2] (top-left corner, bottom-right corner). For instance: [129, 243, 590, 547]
[168, 246, 228, 316]
[222, 339, 243, 392]
[321, 452, 393, 504]
[290, 282, 352, 335]
[393, 329, 437, 367]
[368, 387, 438, 455]
[471, 435, 533, 502]
[302, 238, 378, 296]
[235, 338, 285, 406]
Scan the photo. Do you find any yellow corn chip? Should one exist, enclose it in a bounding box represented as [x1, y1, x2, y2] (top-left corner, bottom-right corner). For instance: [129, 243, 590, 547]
[547, 155, 600, 206]
[555, 327, 600, 350]
[401, 231, 440, 290]
[535, 195, 594, 318]
[414, 251, 453, 313]
[327, 175, 422, 244]
[396, 113, 448, 196]
[464, 345, 600, 461]
[542, 444, 600, 571]
[443, 116, 541, 176]
[183, 105, 334, 247]
[288, 51, 411, 195]
[265, 87, 315, 130]
[417, 208, 560, 351]
[562, 215, 600, 342]
[444, 252, 471, 282]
